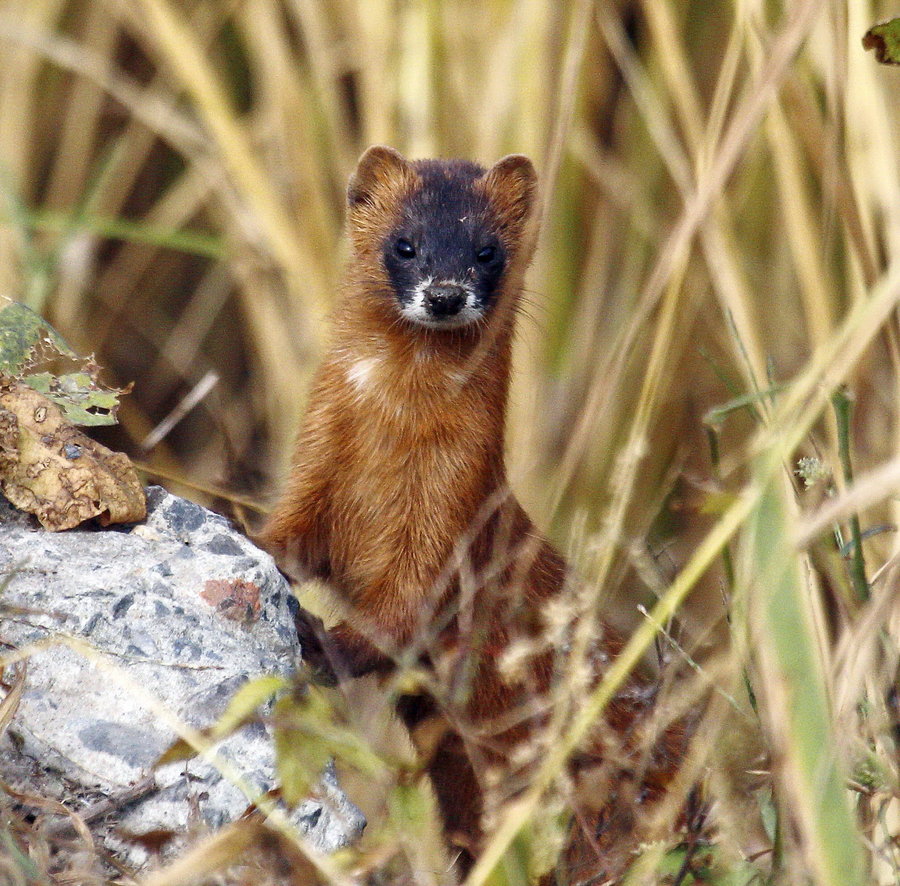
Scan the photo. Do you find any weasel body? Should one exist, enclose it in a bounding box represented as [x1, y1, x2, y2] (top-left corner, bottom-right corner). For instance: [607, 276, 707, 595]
[262, 148, 543, 674]
[262, 147, 686, 880]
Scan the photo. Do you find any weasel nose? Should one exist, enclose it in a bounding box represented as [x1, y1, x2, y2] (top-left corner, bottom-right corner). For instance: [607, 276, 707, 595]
[424, 284, 467, 318]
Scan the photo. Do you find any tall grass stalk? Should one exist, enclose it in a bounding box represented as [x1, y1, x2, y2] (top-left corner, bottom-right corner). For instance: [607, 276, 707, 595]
[1, 0, 899, 882]
[748, 468, 864, 886]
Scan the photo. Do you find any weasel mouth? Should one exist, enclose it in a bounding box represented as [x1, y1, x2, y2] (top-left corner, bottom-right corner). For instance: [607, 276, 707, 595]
[400, 280, 482, 328]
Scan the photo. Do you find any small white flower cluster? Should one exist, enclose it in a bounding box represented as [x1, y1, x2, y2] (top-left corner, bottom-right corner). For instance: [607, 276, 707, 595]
[795, 455, 831, 489]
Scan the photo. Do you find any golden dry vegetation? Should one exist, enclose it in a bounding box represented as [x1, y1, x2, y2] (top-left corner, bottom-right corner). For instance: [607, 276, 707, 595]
[0, 1, 899, 884]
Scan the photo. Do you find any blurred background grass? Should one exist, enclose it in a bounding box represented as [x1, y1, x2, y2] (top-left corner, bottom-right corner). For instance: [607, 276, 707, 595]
[1, 0, 899, 883]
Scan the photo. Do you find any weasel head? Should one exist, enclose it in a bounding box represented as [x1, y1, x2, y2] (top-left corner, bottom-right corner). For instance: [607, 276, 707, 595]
[346, 146, 538, 332]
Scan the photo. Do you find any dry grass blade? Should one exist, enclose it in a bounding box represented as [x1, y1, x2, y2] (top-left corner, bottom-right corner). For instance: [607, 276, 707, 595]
[123, 0, 327, 320]
[538, 0, 595, 232]
[139, 820, 281, 886]
[3, 0, 900, 882]
[0, 661, 26, 736]
[140, 369, 219, 452]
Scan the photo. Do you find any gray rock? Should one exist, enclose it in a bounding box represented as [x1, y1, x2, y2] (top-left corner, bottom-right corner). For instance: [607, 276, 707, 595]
[0, 486, 365, 866]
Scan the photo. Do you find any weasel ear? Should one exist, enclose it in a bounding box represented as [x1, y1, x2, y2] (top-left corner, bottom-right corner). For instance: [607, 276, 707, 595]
[482, 154, 538, 225]
[348, 146, 411, 207]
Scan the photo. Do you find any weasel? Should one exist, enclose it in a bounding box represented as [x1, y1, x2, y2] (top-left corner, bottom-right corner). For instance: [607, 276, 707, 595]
[261, 146, 688, 881]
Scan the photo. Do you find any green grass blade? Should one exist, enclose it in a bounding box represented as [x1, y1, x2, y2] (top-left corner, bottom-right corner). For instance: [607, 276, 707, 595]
[27, 208, 226, 259]
[746, 466, 865, 886]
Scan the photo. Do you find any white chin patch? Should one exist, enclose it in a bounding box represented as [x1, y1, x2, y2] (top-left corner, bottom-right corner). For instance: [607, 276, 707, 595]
[400, 278, 483, 329]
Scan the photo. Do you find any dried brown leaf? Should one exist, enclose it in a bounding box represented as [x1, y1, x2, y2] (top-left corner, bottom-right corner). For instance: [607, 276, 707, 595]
[0, 378, 146, 530]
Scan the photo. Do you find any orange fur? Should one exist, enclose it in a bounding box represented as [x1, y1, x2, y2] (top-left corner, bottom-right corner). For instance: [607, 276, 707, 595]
[261, 146, 689, 882]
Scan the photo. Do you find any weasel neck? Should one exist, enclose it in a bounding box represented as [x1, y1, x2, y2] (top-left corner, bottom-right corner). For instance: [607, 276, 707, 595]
[332, 277, 516, 452]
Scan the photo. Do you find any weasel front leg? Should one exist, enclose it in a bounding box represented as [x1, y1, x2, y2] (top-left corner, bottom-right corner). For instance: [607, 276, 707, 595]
[296, 570, 436, 683]
[261, 426, 399, 679]
[294, 610, 395, 682]
[258, 397, 337, 582]
[258, 464, 329, 581]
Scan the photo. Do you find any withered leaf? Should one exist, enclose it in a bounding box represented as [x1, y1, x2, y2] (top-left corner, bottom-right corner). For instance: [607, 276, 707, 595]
[0, 378, 146, 530]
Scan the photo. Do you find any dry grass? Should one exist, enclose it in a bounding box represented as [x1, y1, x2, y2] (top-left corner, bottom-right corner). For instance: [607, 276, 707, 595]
[0, 0, 899, 883]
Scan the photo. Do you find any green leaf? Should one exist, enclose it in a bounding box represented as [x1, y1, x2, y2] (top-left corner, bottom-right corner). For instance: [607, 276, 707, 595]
[863, 18, 900, 65]
[703, 383, 788, 427]
[273, 692, 332, 806]
[211, 675, 287, 739]
[0, 301, 128, 426]
[484, 830, 531, 886]
[273, 685, 385, 807]
[758, 788, 778, 843]
[156, 675, 287, 767]
[387, 781, 430, 832]
[0, 302, 76, 375]
[155, 736, 199, 766]
[22, 371, 121, 426]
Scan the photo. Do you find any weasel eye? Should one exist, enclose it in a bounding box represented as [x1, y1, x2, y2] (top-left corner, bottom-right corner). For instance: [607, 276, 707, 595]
[476, 245, 497, 263]
[395, 238, 416, 259]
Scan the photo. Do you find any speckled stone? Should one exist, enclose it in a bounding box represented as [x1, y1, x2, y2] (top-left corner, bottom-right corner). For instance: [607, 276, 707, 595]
[0, 486, 365, 866]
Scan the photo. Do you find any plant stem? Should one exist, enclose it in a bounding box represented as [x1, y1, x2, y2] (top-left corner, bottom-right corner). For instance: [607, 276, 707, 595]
[831, 387, 869, 603]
